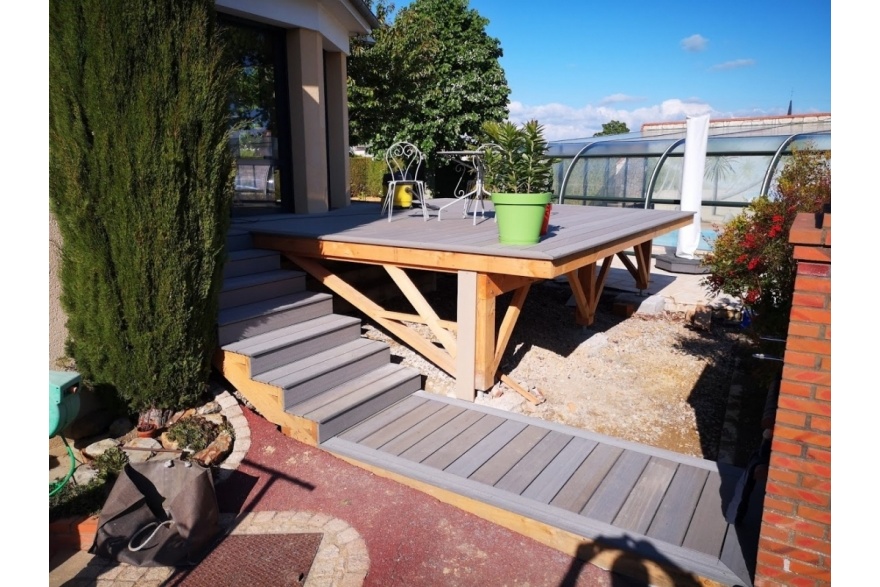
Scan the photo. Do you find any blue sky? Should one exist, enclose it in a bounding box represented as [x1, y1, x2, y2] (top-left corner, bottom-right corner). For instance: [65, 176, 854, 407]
[393, 0, 831, 141]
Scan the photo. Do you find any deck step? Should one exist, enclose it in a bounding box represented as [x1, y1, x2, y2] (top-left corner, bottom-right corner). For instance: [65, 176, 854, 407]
[218, 291, 334, 346]
[223, 248, 281, 279]
[289, 363, 422, 442]
[219, 269, 306, 309]
[254, 338, 392, 409]
[223, 314, 363, 377]
[226, 228, 253, 252]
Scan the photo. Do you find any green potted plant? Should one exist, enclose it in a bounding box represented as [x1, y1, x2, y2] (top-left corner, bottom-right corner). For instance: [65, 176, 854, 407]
[480, 119, 557, 244]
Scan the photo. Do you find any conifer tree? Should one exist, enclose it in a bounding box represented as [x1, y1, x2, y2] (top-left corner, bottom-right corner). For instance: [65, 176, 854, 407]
[49, 0, 234, 412]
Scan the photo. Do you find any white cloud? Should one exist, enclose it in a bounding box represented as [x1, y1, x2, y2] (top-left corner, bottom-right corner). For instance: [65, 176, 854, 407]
[507, 98, 715, 141]
[599, 93, 644, 105]
[709, 59, 756, 71]
[681, 34, 708, 52]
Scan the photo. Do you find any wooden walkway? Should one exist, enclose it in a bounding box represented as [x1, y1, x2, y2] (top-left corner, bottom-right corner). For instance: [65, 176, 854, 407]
[323, 391, 761, 587]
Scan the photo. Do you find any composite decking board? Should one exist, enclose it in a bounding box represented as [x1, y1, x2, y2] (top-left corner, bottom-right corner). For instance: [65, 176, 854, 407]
[412, 392, 722, 472]
[397, 409, 488, 464]
[322, 435, 753, 587]
[420, 413, 507, 470]
[337, 395, 429, 443]
[254, 338, 388, 389]
[378, 403, 465, 456]
[539, 212, 687, 259]
[217, 291, 332, 326]
[223, 314, 360, 355]
[681, 472, 728, 557]
[550, 443, 624, 513]
[290, 364, 405, 417]
[580, 450, 652, 523]
[613, 457, 679, 535]
[647, 465, 710, 546]
[357, 399, 447, 450]
[467, 425, 550, 486]
[521, 436, 598, 504]
[299, 366, 420, 422]
[247, 202, 692, 264]
[442, 419, 527, 477]
[494, 430, 573, 495]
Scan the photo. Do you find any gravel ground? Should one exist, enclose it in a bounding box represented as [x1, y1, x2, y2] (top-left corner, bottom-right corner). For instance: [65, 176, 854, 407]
[359, 272, 767, 464]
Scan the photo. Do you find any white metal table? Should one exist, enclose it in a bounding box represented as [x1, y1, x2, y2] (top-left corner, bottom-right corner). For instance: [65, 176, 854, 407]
[436, 150, 493, 224]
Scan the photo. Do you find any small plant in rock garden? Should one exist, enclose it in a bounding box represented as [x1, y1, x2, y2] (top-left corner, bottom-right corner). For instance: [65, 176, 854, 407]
[166, 416, 232, 454]
[49, 447, 130, 521]
[701, 147, 830, 340]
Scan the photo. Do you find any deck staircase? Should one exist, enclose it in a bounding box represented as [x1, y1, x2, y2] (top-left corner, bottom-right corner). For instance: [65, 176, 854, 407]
[213, 224, 758, 587]
[213, 226, 422, 445]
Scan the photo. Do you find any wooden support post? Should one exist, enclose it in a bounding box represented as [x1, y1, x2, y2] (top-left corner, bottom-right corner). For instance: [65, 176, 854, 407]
[456, 271, 478, 401]
[474, 273, 496, 391]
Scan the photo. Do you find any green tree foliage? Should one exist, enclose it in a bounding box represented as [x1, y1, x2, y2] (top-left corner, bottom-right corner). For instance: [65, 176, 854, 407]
[702, 148, 830, 338]
[348, 0, 510, 161]
[593, 120, 630, 136]
[49, 0, 235, 412]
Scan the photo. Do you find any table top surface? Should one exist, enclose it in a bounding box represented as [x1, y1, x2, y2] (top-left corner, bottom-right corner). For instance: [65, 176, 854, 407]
[437, 150, 484, 157]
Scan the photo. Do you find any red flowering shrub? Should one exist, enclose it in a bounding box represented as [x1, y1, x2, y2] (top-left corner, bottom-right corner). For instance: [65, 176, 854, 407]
[702, 147, 830, 338]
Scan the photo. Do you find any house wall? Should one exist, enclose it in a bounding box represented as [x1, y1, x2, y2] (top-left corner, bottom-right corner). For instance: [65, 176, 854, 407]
[754, 211, 831, 586]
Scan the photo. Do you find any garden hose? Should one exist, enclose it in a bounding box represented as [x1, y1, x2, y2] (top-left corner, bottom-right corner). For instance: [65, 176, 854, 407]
[49, 436, 77, 497]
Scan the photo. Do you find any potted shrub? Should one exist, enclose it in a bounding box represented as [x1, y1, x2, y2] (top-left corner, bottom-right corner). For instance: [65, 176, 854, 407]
[480, 119, 557, 244]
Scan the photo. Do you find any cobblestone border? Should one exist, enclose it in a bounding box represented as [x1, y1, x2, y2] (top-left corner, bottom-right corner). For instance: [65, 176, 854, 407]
[51, 511, 369, 587]
[210, 385, 250, 484]
[221, 511, 369, 587]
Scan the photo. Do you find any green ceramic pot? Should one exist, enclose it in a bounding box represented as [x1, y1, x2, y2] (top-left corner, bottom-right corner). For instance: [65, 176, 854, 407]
[490, 192, 552, 245]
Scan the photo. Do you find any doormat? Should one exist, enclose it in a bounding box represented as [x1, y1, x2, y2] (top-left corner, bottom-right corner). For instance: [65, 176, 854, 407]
[164, 533, 323, 587]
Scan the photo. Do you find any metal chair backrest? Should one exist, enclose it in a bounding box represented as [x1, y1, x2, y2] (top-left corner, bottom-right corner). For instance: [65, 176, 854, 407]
[385, 142, 425, 184]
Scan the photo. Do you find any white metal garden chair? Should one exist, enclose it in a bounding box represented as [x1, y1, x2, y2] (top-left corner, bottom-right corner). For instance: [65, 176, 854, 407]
[381, 141, 429, 221]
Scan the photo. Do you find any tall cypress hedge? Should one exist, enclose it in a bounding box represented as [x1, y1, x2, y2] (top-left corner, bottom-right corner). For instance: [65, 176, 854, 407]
[49, 1, 234, 412]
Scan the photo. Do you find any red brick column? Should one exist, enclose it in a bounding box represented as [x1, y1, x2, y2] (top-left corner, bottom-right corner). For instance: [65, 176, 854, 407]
[754, 211, 831, 587]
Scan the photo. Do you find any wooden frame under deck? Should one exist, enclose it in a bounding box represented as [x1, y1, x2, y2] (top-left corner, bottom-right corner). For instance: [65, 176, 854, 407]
[247, 200, 693, 401]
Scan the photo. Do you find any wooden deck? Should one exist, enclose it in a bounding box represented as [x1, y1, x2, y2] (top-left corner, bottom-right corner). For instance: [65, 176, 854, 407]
[242, 199, 694, 400]
[323, 391, 762, 587]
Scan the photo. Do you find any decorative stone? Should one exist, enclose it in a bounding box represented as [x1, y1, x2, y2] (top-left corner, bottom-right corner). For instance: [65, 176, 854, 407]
[122, 437, 162, 463]
[202, 413, 225, 426]
[159, 432, 180, 451]
[197, 401, 221, 415]
[192, 431, 233, 467]
[82, 438, 120, 460]
[72, 464, 99, 486]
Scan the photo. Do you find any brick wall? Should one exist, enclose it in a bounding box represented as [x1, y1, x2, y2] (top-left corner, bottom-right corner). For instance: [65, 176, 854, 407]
[754, 211, 831, 586]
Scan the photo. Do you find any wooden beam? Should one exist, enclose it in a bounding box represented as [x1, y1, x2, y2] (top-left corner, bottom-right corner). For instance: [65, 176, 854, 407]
[569, 256, 613, 326]
[491, 283, 531, 376]
[384, 265, 457, 357]
[288, 254, 456, 376]
[376, 310, 457, 331]
[499, 373, 545, 405]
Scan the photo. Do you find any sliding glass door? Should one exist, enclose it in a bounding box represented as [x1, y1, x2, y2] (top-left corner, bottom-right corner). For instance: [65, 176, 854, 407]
[219, 15, 293, 213]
